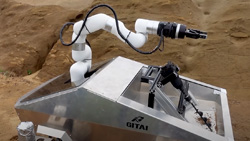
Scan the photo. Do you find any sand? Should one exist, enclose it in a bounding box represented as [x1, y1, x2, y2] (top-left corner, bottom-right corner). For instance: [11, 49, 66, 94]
[0, 0, 250, 140]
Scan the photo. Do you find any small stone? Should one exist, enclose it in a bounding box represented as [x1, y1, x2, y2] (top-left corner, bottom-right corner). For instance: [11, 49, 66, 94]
[50, 54, 56, 58]
[230, 32, 249, 38]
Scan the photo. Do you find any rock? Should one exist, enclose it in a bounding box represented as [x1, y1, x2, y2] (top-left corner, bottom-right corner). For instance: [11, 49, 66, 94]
[230, 32, 249, 38]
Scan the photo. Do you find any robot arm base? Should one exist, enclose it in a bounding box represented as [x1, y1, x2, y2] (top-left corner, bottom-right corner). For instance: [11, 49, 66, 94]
[70, 61, 89, 86]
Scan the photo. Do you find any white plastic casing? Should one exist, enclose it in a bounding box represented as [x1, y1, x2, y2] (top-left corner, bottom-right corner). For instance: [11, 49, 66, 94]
[70, 44, 92, 83]
[72, 13, 148, 48]
[70, 61, 88, 85]
[135, 19, 159, 35]
[72, 44, 92, 62]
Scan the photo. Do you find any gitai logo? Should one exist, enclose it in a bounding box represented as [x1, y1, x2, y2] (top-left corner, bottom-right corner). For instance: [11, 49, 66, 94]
[126, 116, 148, 131]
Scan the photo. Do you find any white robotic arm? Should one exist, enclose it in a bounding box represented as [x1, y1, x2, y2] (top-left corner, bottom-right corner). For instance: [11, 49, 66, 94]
[67, 12, 206, 85]
[70, 13, 160, 84]
[72, 13, 150, 48]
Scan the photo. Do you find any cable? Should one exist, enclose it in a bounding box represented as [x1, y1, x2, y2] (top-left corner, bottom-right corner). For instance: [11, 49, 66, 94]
[158, 32, 165, 52]
[59, 4, 164, 54]
[60, 22, 74, 46]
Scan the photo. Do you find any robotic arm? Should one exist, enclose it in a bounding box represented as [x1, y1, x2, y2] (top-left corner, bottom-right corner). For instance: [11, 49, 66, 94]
[72, 14, 147, 48]
[60, 5, 207, 85]
[70, 13, 149, 85]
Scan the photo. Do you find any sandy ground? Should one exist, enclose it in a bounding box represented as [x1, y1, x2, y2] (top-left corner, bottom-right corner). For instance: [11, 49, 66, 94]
[0, 0, 250, 140]
[14, 0, 93, 10]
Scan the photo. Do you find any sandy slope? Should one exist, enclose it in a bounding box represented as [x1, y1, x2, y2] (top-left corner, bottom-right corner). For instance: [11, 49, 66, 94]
[0, 0, 250, 140]
[14, 0, 93, 10]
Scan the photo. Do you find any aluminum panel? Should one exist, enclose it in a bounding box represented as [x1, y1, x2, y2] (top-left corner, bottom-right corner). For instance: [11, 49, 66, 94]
[16, 87, 226, 141]
[83, 56, 146, 101]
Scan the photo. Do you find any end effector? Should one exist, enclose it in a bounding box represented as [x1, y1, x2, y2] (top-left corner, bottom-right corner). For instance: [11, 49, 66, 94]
[135, 19, 207, 39]
[157, 21, 207, 39]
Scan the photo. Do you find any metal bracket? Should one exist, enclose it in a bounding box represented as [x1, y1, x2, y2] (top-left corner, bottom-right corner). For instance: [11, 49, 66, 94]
[37, 125, 72, 141]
